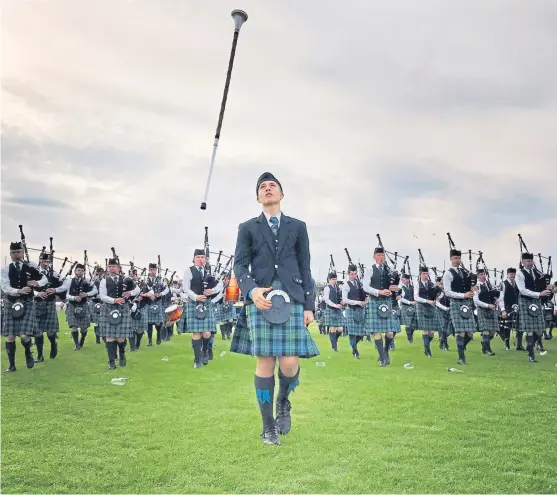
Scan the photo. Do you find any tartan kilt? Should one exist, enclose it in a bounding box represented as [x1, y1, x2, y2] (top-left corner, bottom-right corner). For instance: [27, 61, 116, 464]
[140, 302, 164, 325]
[88, 300, 102, 325]
[322, 306, 344, 327]
[1, 299, 41, 337]
[416, 302, 440, 332]
[518, 297, 545, 335]
[344, 305, 368, 336]
[184, 301, 216, 334]
[244, 302, 319, 358]
[214, 302, 235, 324]
[66, 302, 91, 329]
[99, 303, 134, 338]
[35, 300, 59, 334]
[476, 307, 499, 334]
[177, 303, 187, 333]
[230, 305, 252, 355]
[364, 297, 399, 334]
[399, 303, 418, 328]
[449, 299, 477, 333]
[436, 308, 452, 335]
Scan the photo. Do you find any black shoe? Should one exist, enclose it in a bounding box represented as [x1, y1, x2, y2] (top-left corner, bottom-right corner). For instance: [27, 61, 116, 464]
[194, 361, 202, 369]
[208, 347, 214, 361]
[384, 355, 390, 365]
[390, 342, 395, 351]
[119, 357, 126, 367]
[261, 425, 281, 446]
[457, 359, 468, 365]
[276, 399, 292, 435]
[528, 356, 537, 363]
[352, 350, 360, 359]
[147, 341, 153, 347]
[424, 351, 432, 358]
[74, 344, 80, 351]
[485, 350, 495, 356]
[4, 366, 16, 373]
[50, 342, 58, 359]
[24, 351, 35, 369]
[516, 346, 526, 351]
[156, 339, 161, 345]
[379, 360, 387, 367]
[108, 361, 116, 370]
[96, 336, 101, 344]
[34, 356, 44, 363]
[201, 351, 209, 365]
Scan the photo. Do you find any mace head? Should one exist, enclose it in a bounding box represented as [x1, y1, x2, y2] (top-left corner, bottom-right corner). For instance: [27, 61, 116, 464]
[231, 9, 248, 32]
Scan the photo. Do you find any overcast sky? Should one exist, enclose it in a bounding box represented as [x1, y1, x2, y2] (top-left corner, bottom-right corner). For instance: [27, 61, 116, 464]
[2, 0, 556, 283]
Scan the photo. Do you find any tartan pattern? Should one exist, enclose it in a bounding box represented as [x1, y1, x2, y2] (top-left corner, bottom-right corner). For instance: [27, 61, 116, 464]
[1, 299, 41, 337]
[518, 296, 545, 335]
[245, 302, 319, 358]
[436, 307, 453, 335]
[131, 311, 144, 332]
[184, 301, 216, 334]
[476, 307, 499, 334]
[449, 299, 477, 333]
[99, 303, 134, 338]
[66, 302, 91, 329]
[230, 305, 252, 355]
[177, 303, 187, 334]
[399, 303, 418, 328]
[322, 306, 345, 327]
[343, 305, 368, 336]
[140, 302, 165, 324]
[416, 302, 440, 332]
[88, 301, 101, 325]
[364, 297, 399, 334]
[35, 300, 59, 334]
[214, 302, 235, 323]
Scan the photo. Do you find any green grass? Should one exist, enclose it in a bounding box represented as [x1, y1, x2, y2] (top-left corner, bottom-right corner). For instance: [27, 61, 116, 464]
[2, 315, 556, 494]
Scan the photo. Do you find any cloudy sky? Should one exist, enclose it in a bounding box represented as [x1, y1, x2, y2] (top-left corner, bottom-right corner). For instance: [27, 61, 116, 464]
[2, 0, 556, 283]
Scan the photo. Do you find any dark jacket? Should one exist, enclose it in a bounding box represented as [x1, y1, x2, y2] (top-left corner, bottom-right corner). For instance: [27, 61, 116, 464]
[234, 212, 314, 311]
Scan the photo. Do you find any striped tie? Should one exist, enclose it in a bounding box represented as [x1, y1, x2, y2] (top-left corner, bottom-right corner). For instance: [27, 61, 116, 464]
[270, 216, 279, 236]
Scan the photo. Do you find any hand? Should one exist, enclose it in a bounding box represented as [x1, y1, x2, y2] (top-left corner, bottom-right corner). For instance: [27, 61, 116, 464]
[39, 291, 49, 299]
[488, 304, 496, 310]
[196, 295, 207, 302]
[540, 289, 552, 297]
[79, 292, 88, 298]
[336, 304, 342, 309]
[389, 285, 399, 292]
[428, 300, 435, 306]
[464, 291, 474, 298]
[360, 301, 366, 307]
[501, 311, 508, 319]
[46, 288, 56, 295]
[304, 310, 313, 327]
[114, 298, 125, 305]
[27, 280, 38, 287]
[379, 289, 391, 297]
[122, 291, 131, 298]
[411, 301, 417, 305]
[75, 296, 82, 302]
[203, 289, 213, 296]
[251, 287, 273, 310]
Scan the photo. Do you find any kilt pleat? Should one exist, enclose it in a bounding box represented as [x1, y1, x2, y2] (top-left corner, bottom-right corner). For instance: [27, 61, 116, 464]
[66, 302, 91, 329]
[230, 305, 252, 355]
[245, 302, 319, 358]
[139, 302, 164, 325]
[322, 306, 345, 327]
[436, 308, 453, 335]
[35, 300, 59, 334]
[184, 301, 216, 333]
[449, 299, 477, 333]
[476, 307, 499, 333]
[99, 303, 134, 338]
[364, 297, 399, 334]
[344, 305, 368, 336]
[1, 299, 41, 337]
[416, 302, 440, 332]
[399, 303, 418, 328]
[88, 300, 103, 325]
[518, 296, 545, 335]
[214, 302, 235, 323]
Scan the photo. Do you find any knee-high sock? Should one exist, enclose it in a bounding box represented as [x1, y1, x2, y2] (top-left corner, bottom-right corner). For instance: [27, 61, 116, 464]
[526, 334, 535, 358]
[47, 333, 57, 356]
[277, 367, 300, 403]
[79, 330, 87, 346]
[147, 325, 153, 341]
[422, 334, 430, 353]
[71, 330, 79, 346]
[456, 335, 465, 361]
[35, 335, 44, 358]
[329, 333, 336, 347]
[349, 336, 358, 353]
[192, 339, 203, 363]
[516, 331, 524, 348]
[463, 334, 472, 349]
[5, 341, 16, 368]
[117, 340, 126, 359]
[254, 375, 275, 430]
[375, 338, 385, 362]
[107, 341, 118, 363]
[384, 336, 393, 355]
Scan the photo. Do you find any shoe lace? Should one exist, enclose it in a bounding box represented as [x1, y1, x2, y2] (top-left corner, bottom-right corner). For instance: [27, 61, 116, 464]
[276, 399, 291, 417]
[262, 424, 279, 438]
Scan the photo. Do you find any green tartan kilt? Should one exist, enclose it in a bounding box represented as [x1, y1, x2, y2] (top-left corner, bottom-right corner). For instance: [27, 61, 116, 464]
[518, 297, 545, 335]
[364, 297, 399, 334]
[416, 302, 440, 332]
[476, 307, 499, 334]
[35, 300, 59, 334]
[322, 306, 344, 327]
[214, 302, 235, 323]
[399, 303, 418, 328]
[344, 305, 368, 336]
[244, 302, 319, 358]
[66, 302, 91, 329]
[1, 299, 41, 337]
[449, 299, 477, 333]
[230, 305, 252, 355]
[140, 302, 164, 325]
[177, 303, 187, 333]
[99, 303, 134, 338]
[436, 308, 453, 335]
[88, 300, 103, 325]
[184, 301, 215, 334]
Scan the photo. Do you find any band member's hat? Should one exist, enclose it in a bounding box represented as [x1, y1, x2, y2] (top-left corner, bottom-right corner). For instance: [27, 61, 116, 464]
[450, 249, 461, 257]
[328, 272, 337, 280]
[401, 272, 409, 279]
[149, 263, 157, 269]
[75, 263, 85, 270]
[348, 264, 358, 272]
[10, 242, 22, 250]
[521, 252, 534, 260]
[507, 267, 516, 274]
[40, 253, 50, 260]
[108, 258, 118, 265]
[476, 268, 485, 274]
[194, 249, 205, 257]
[256, 172, 282, 195]
[374, 247, 384, 255]
[419, 266, 429, 273]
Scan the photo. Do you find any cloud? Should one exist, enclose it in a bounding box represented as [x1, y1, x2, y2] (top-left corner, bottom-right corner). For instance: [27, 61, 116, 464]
[1, 0, 556, 281]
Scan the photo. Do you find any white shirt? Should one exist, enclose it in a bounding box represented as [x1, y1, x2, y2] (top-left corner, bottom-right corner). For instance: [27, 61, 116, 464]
[323, 284, 340, 307]
[341, 279, 363, 305]
[66, 276, 98, 301]
[98, 277, 140, 304]
[414, 280, 432, 304]
[442, 267, 467, 299]
[473, 282, 494, 309]
[182, 266, 224, 303]
[516, 269, 540, 299]
[399, 283, 413, 305]
[436, 292, 450, 312]
[32, 270, 68, 296]
[1, 262, 49, 296]
[362, 266, 385, 297]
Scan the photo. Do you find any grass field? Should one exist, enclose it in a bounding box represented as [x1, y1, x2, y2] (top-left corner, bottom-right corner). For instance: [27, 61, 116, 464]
[2, 315, 556, 494]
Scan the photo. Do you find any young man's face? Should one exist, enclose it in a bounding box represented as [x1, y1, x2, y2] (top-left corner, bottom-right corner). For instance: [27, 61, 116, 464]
[40, 259, 51, 269]
[451, 255, 461, 266]
[522, 259, 534, 269]
[10, 249, 24, 262]
[257, 180, 283, 206]
[374, 253, 384, 265]
[149, 268, 157, 277]
[329, 278, 337, 286]
[75, 268, 85, 278]
[349, 271, 357, 281]
[194, 255, 206, 267]
[477, 273, 486, 283]
[108, 265, 119, 275]
[402, 277, 409, 285]
[420, 272, 429, 282]
[507, 272, 516, 281]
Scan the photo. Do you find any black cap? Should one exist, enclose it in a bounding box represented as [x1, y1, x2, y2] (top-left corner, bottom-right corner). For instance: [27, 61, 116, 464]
[256, 172, 282, 195]
[507, 267, 517, 274]
[419, 266, 429, 273]
[131, 269, 138, 275]
[108, 258, 118, 265]
[40, 253, 50, 260]
[436, 276, 442, 282]
[149, 263, 157, 269]
[450, 249, 461, 257]
[401, 272, 409, 279]
[476, 268, 485, 274]
[328, 272, 337, 280]
[10, 241, 22, 250]
[348, 264, 358, 272]
[75, 263, 85, 270]
[374, 247, 384, 255]
[194, 249, 205, 257]
[521, 252, 534, 260]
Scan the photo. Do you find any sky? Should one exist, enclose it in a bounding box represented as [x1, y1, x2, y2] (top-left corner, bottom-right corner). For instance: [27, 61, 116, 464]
[2, 0, 556, 283]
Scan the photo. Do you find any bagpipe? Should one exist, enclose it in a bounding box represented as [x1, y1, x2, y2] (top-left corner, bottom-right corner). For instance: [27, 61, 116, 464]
[475, 251, 501, 304]
[518, 234, 556, 298]
[344, 248, 366, 301]
[376, 234, 401, 289]
[417, 248, 442, 301]
[447, 232, 477, 291]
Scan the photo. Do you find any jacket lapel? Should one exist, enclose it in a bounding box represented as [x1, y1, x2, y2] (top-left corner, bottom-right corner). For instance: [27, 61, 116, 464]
[276, 215, 291, 255]
[256, 213, 276, 255]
